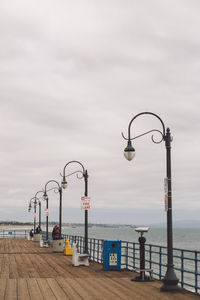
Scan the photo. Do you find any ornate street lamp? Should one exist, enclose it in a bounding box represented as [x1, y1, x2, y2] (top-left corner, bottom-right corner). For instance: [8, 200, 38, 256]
[122, 112, 180, 292]
[34, 190, 44, 229]
[42, 191, 49, 242]
[43, 180, 62, 243]
[28, 197, 40, 233]
[61, 160, 89, 254]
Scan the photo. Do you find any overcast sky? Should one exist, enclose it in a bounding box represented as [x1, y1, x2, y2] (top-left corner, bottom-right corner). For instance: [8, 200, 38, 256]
[0, 0, 200, 225]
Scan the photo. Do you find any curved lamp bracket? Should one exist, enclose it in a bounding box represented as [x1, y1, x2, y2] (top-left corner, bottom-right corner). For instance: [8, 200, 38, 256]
[46, 186, 60, 194]
[60, 170, 83, 180]
[62, 161, 85, 178]
[122, 112, 166, 145]
[122, 129, 164, 144]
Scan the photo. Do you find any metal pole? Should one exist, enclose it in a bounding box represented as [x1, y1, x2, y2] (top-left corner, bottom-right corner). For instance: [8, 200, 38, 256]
[59, 188, 62, 239]
[39, 201, 41, 229]
[34, 202, 36, 233]
[139, 235, 146, 279]
[84, 170, 88, 254]
[161, 128, 179, 291]
[46, 197, 49, 242]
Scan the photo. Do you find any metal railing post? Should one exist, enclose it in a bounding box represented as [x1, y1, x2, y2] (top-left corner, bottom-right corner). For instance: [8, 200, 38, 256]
[97, 239, 100, 263]
[92, 238, 94, 260]
[195, 251, 198, 294]
[133, 243, 136, 269]
[181, 250, 184, 288]
[126, 242, 129, 269]
[149, 245, 152, 271]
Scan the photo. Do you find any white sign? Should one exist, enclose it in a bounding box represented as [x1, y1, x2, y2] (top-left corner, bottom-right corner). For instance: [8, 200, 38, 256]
[164, 178, 168, 194]
[81, 196, 91, 210]
[109, 253, 117, 266]
[33, 213, 36, 218]
[164, 178, 168, 211]
[44, 209, 49, 216]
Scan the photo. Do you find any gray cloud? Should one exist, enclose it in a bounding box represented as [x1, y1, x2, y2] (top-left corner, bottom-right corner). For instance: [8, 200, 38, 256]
[0, 0, 200, 224]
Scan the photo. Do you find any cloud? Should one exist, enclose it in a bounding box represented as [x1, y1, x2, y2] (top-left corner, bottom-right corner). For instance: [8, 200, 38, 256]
[0, 0, 200, 224]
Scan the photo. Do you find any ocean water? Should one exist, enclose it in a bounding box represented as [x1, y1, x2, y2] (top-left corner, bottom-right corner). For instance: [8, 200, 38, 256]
[61, 226, 200, 251]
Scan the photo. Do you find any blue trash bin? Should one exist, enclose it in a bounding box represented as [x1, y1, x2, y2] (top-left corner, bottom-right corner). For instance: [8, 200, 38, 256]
[103, 240, 121, 270]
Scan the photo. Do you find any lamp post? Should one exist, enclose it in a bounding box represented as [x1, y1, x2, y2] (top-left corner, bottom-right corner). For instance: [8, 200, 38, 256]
[61, 160, 89, 254]
[43, 192, 49, 242]
[43, 180, 62, 242]
[34, 190, 44, 229]
[28, 197, 41, 234]
[122, 112, 180, 292]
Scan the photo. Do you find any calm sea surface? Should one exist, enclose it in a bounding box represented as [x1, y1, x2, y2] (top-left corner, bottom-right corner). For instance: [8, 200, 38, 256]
[61, 226, 200, 251]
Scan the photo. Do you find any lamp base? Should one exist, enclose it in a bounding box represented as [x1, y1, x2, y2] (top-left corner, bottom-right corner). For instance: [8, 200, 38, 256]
[160, 266, 182, 292]
[160, 284, 183, 292]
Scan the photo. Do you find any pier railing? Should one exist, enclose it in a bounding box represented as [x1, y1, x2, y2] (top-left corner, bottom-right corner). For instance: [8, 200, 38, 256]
[63, 234, 200, 295]
[0, 229, 27, 239]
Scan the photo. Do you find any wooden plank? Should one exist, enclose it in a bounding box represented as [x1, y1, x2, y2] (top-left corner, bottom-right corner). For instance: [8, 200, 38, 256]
[90, 277, 131, 300]
[112, 277, 150, 299]
[9, 255, 19, 279]
[36, 278, 57, 300]
[41, 254, 72, 277]
[0, 278, 7, 299]
[18, 278, 31, 300]
[35, 254, 61, 278]
[85, 278, 127, 300]
[76, 277, 120, 300]
[1, 254, 10, 278]
[0, 255, 3, 277]
[26, 278, 44, 300]
[57, 277, 83, 300]
[66, 278, 96, 300]
[15, 254, 28, 278]
[46, 278, 70, 299]
[104, 277, 142, 300]
[4, 279, 17, 300]
[24, 254, 40, 278]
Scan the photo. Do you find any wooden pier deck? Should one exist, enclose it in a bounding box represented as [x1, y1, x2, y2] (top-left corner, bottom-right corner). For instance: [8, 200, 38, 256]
[0, 239, 199, 300]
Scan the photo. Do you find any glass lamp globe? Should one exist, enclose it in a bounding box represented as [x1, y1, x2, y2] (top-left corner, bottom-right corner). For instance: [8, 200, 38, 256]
[124, 140, 135, 161]
[61, 180, 67, 189]
[43, 193, 48, 200]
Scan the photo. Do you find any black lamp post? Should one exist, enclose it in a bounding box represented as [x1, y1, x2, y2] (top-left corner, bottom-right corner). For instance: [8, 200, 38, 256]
[122, 112, 180, 292]
[43, 192, 49, 242]
[61, 160, 89, 254]
[34, 190, 44, 229]
[28, 197, 40, 233]
[43, 180, 62, 242]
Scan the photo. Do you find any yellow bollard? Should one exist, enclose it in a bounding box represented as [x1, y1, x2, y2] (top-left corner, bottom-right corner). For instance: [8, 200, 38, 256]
[64, 238, 73, 256]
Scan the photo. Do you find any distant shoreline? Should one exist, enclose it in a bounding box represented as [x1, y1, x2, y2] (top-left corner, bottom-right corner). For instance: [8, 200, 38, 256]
[0, 225, 32, 230]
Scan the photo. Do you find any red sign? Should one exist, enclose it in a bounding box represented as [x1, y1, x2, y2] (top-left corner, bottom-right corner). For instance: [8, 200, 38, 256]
[81, 196, 91, 210]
